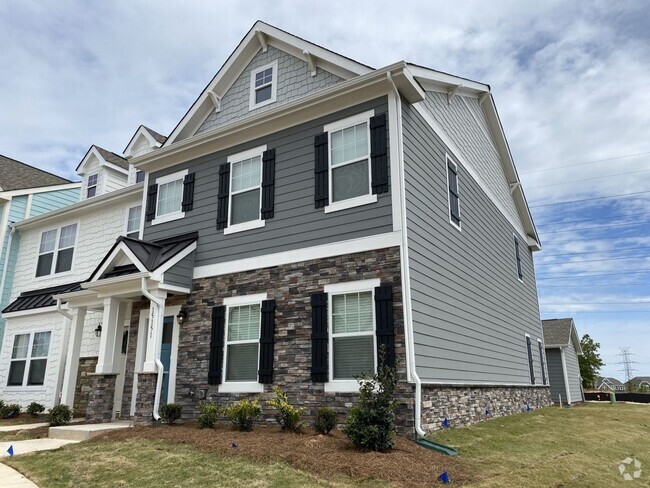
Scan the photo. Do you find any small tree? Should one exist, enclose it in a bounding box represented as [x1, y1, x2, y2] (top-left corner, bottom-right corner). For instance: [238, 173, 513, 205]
[578, 334, 604, 389]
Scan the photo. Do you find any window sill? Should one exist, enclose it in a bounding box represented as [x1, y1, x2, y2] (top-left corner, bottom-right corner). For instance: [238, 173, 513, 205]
[223, 219, 265, 235]
[249, 97, 276, 111]
[324, 194, 378, 214]
[324, 380, 360, 393]
[34, 269, 74, 281]
[218, 382, 264, 393]
[151, 211, 185, 226]
[2, 386, 47, 392]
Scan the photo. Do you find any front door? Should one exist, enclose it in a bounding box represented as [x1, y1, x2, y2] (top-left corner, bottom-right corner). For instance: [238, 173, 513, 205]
[112, 329, 129, 419]
[160, 316, 174, 404]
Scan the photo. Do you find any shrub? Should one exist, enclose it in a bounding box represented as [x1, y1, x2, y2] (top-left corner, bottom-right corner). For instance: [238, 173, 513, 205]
[49, 404, 72, 426]
[224, 398, 262, 432]
[2, 403, 21, 419]
[197, 402, 221, 429]
[26, 402, 45, 416]
[266, 386, 306, 432]
[343, 360, 397, 452]
[160, 403, 182, 425]
[314, 407, 337, 435]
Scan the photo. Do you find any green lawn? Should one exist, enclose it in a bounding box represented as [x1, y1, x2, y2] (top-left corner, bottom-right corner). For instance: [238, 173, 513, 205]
[429, 402, 649, 487]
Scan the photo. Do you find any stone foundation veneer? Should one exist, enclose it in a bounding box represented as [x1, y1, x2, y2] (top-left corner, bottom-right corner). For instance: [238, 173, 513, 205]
[73, 356, 98, 417]
[85, 374, 117, 423]
[133, 373, 158, 425]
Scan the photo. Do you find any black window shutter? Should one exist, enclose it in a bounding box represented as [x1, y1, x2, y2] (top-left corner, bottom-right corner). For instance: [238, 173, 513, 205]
[261, 149, 276, 220]
[208, 306, 226, 385]
[375, 285, 396, 369]
[216, 163, 230, 230]
[145, 184, 158, 222]
[181, 173, 195, 212]
[515, 237, 523, 279]
[526, 336, 535, 385]
[311, 292, 328, 382]
[258, 299, 276, 384]
[314, 133, 329, 208]
[448, 160, 461, 225]
[538, 341, 547, 385]
[370, 113, 389, 194]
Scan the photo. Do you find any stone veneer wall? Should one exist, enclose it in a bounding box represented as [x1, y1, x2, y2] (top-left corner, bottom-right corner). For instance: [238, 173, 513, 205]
[420, 385, 552, 431]
[133, 373, 158, 425]
[85, 374, 117, 423]
[73, 356, 98, 417]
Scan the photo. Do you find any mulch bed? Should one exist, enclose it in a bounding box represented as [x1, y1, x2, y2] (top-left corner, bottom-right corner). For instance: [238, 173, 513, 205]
[99, 424, 470, 487]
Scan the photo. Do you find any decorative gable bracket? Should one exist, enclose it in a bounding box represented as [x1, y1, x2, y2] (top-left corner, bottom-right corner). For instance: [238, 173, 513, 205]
[256, 29, 268, 53]
[303, 50, 317, 77]
[447, 84, 463, 105]
[208, 91, 223, 112]
[509, 181, 521, 194]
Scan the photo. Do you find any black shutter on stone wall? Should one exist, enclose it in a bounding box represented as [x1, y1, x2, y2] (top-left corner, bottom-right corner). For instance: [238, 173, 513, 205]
[145, 184, 158, 222]
[538, 341, 547, 385]
[258, 299, 276, 384]
[216, 163, 230, 230]
[311, 292, 328, 382]
[208, 306, 226, 385]
[526, 336, 536, 385]
[181, 173, 195, 212]
[261, 149, 276, 220]
[314, 133, 329, 208]
[375, 285, 396, 369]
[370, 113, 389, 194]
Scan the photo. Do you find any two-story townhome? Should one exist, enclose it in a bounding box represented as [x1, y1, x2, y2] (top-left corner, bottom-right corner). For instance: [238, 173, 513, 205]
[53, 22, 549, 436]
[0, 131, 163, 412]
[0, 155, 80, 343]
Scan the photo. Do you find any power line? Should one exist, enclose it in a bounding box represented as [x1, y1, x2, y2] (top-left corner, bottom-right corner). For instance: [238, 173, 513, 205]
[541, 302, 650, 305]
[547, 234, 650, 245]
[537, 211, 650, 227]
[526, 168, 650, 190]
[539, 310, 650, 313]
[529, 190, 650, 209]
[536, 269, 650, 279]
[520, 151, 650, 175]
[540, 220, 650, 235]
[539, 246, 650, 257]
[537, 254, 650, 267]
[617, 347, 638, 383]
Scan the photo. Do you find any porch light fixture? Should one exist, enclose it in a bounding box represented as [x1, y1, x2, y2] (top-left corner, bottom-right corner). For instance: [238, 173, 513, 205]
[176, 307, 188, 325]
[94, 323, 103, 338]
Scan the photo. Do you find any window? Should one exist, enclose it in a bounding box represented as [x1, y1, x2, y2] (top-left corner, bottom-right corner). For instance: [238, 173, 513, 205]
[249, 61, 278, 110]
[225, 146, 265, 234]
[126, 206, 142, 238]
[324, 111, 377, 213]
[514, 235, 523, 280]
[135, 170, 145, 183]
[538, 339, 547, 385]
[152, 170, 187, 225]
[36, 224, 77, 277]
[87, 174, 98, 198]
[525, 335, 535, 385]
[7, 332, 51, 387]
[446, 156, 461, 228]
[223, 298, 264, 384]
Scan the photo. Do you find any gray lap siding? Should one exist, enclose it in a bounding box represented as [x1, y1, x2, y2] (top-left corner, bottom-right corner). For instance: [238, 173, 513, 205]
[402, 102, 545, 385]
[546, 348, 566, 403]
[144, 97, 392, 267]
[564, 342, 584, 403]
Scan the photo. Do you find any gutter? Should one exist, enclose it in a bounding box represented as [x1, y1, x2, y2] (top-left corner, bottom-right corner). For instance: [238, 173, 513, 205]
[386, 72, 426, 438]
[559, 347, 572, 404]
[141, 277, 165, 421]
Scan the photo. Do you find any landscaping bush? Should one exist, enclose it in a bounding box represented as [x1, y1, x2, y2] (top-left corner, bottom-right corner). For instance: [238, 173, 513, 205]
[2, 403, 21, 419]
[26, 402, 45, 416]
[314, 407, 337, 435]
[224, 398, 262, 432]
[49, 404, 72, 426]
[343, 360, 397, 452]
[160, 403, 182, 424]
[197, 402, 221, 429]
[266, 386, 306, 432]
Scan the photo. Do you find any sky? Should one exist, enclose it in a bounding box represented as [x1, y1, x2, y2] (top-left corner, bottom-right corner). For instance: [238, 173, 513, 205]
[1, 1, 648, 379]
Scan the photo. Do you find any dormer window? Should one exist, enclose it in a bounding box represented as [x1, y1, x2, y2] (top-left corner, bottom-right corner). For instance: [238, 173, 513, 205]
[249, 61, 278, 110]
[87, 174, 98, 198]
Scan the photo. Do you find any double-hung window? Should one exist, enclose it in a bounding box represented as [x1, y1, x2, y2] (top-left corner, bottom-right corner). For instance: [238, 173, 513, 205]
[125, 206, 142, 238]
[87, 174, 98, 198]
[225, 146, 265, 234]
[249, 61, 278, 110]
[446, 156, 461, 228]
[36, 224, 77, 277]
[7, 332, 51, 387]
[324, 111, 377, 212]
[514, 235, 523, 281]
[152, 170, 187, 225]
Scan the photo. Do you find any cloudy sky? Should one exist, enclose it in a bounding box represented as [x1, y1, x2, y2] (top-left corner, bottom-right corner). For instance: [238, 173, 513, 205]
[1, 1, 648, 378]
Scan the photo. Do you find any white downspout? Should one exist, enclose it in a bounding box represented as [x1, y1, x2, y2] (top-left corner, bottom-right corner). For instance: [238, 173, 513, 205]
[387, 71, 425, 437]
[560, 347, 572, 405]
[141, 277, 165, 421]
[55, 298, 73, 405]
[56, 298, 73, 320]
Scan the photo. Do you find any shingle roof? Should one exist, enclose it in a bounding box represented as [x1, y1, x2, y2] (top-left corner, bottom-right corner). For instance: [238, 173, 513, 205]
[2, 282, 82, 314]
[597, 376, 624, 386]
[142, 126, 167, 145]
[94, 146, 129, 170]
[541, 318, 574, 346]
[0, 154, 72, 191]
[630, 376, 650, 386]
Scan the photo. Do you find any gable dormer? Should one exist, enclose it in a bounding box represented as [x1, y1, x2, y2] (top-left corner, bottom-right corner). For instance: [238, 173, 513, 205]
[124, 126, 167, 185]
[76, 146, 129, 200]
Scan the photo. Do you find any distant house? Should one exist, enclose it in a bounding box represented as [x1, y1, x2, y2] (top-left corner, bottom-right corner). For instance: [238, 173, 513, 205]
[595, 376, 626, 392]
[542, 318, 584, 404]
[0, 155, 80, 343]
[628, 376, 650, 392]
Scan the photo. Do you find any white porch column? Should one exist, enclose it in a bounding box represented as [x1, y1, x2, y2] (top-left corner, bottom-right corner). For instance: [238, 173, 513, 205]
[143, 289, 167, 373]
[95, 298, 125, 374]
[61, 306, 87, 407]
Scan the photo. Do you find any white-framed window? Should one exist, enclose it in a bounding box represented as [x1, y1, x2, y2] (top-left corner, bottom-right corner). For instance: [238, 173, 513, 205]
[249, 61, 278, 110]
[87, 173, 98, 198]
[224, 146, 266, 235]
[152, 169, 187, 225]
[446, 155, 461, 230]
[219, 293, 267, 393]
[135, 170, 145, 183]
[36, 223, 78, 277]
[324, 279, 379, 392]
[514, 234, 523, 281]
[324, 110, 377, 213]
[125, 205, 142, 238]
[7, 331, 51, 387]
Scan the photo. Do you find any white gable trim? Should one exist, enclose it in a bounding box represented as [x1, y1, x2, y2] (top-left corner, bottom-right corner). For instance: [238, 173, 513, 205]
[150, 241, 197, 281]
[124, 126, 163, 158]
[89, 243, 149, 283]
[77, 146, 129, 176]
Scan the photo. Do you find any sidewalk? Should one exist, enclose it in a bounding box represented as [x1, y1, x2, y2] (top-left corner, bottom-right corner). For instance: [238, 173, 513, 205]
[0, 462, 38, 487]
[0, 438, 79, 487]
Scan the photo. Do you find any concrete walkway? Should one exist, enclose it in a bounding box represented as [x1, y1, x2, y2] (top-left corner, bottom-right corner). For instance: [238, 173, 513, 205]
[0, 423, 48, 433]
[0, 438, 79, 458]
[0, 462, 38, 487]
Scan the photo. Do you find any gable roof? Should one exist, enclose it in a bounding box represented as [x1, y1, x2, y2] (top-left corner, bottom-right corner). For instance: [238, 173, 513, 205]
[143, 126, 167, 145]
[542, 318, 583, 354]
[2, 281, 82, 314]
[629, 376, 650, 386]
[123, 125, 168, 157]
[596, 376, 624, 387]
[0, 154, 72, 191]
[76, 145, 129, 173]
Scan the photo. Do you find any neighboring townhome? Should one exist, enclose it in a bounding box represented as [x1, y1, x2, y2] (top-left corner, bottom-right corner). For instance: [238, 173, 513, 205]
[595, 376, 626, 392]
[627, 376, 650, 392]
[53, 21, 549, 437]
[542, 318, 585, 405]
[0, 131, 159, 412]
[0, 155, 80, 343]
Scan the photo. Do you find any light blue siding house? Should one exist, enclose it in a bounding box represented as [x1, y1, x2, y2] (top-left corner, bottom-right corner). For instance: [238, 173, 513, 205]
[0, 155, 80, 341]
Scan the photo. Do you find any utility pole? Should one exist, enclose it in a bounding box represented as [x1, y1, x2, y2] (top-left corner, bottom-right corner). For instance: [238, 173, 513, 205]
[616, 347, 638, 387]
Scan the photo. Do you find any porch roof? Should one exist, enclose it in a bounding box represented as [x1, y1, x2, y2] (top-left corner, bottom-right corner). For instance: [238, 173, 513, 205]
[2, 281, 82, 314]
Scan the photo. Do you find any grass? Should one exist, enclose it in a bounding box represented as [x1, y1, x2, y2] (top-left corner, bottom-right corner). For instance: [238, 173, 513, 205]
[0, 425, 49, 442]
[0, 414, 48, 426]
[428, 402, 649, 487]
